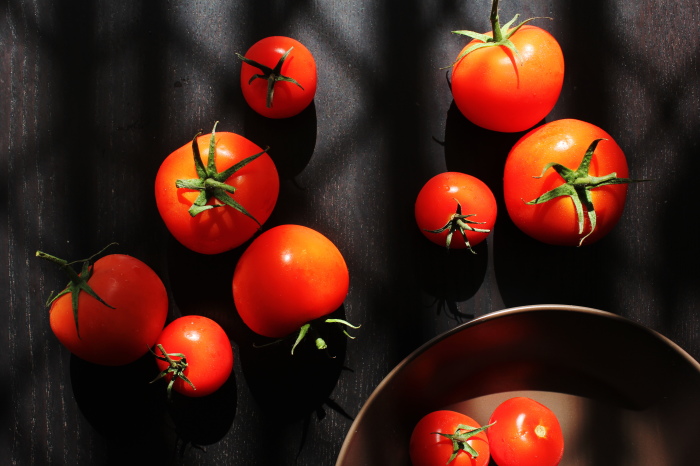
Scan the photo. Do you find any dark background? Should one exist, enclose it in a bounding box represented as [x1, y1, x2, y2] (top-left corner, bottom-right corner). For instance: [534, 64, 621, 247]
[2, 0, 699, 464]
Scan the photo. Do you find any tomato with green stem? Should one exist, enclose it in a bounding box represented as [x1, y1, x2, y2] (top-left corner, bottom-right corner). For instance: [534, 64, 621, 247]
[450, 0, 564, 133]
[151, 315, 234, 398]
[415, 172, 497, 252]
[238, 36, 317, 119]
[155, 121, 279, 254]
[410, 410, 492, 466]
[36, 244, 168, 366]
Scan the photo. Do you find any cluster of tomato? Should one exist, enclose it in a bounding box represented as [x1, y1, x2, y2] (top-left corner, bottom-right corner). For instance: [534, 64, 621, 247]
[37, 35, 354, 399]
[410, 397, 564, 466]
[416, 0, 638, 250]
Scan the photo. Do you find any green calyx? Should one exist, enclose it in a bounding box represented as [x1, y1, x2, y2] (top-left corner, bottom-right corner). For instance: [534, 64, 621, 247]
[237, 47, 304, 108]
[150, 343, 196, 401]
[449, 0, 549, 67]
[175, 121, 268, 223]
[291, 319, 361, 355]
[424, 199, 491, 253]
[525, 138, 645, 246]
[35, 243, 117, 338]
[433, 422, 495, 463]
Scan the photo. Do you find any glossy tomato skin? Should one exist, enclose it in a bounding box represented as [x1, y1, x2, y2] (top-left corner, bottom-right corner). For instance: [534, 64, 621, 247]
[154, 315, 234, 397]
[240, 36, 317, 119]
[503, 119, 629, 246]
[155, 131, 279, 254]
[410, 410, 490, 466]
[49, 254, 168, 366]
[415, 172, 497, 249]
[487, 397, 564, 466]
[232, 224, 349, 339]
[452, 25, 564, 133]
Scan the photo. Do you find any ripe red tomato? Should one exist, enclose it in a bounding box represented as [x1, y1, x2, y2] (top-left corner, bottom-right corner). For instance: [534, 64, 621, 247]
[503, 118, 634, 246]
[487, 397, 564, 466]
[155, 123, 279, 254]
[152, 315, 234, 398]
[238, 36, 317, 119]
[232, 224, 350, 342]
[451, 7, 564, 132]
[415, 172, 497, 252]
[38, 248, 168, 366]
[410, 410, 491, 466]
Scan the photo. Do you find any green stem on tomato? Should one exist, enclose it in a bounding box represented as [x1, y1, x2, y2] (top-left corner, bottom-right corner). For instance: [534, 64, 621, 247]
[149, 343, 196, 401]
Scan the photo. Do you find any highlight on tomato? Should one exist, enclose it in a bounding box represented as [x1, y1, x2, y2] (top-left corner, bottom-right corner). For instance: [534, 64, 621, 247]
[487, 397, 564, 466]
[409, 410, 492, 466]
[36, 243, 168, 366]
[449, 0, 564, 132]
[503, 118, 643, 246]
[415, 172, 497, 252]
[155, 121, 279, 254]
[238, 36, 318, 119]
[232, 224, 358, 354]
[151, 315, 234, 399]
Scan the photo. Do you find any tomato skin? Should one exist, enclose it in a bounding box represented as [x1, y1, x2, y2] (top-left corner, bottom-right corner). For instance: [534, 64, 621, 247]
[503, 119, 629, 246]
[155, 130, 279, 254]
[240, 36, 317, 119]
[487, 397, 564, 466]
[232, 224, 350, 339]
[154, 315, 234, 397]
[48, 254, 168, 366]
[415, 172, 497, 250]
[451, 25, 564, 133]
[410, 410, 490, 466]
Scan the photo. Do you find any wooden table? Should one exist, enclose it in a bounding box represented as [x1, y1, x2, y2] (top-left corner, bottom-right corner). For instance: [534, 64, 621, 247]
[4, 0, 699, 464]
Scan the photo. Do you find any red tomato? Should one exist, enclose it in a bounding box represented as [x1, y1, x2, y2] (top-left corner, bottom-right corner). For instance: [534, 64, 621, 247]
[503, 119, 634, 246]
[155, 123, 279, 254]
[451, 11, 564, 132]
[238, 36, 317, 119]
[38, 248, 168, 366]
[487, 397, 564, 466]
[152, 315, 234, 398]
[410, 410, 491, 466]
[415, 172, 497, 252]
[232, 224, 350, 340]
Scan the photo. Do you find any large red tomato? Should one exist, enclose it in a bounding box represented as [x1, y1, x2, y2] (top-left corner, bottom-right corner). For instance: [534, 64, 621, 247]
[232, 224, 350, 345]
[410, 410, 491, 466]
[38, 247, 168, 366]
[238, 36, 317, 119]
[415, 172, 497, 252]
[503, 119, 635, 246]
[450, 4, 564, 133]
[155, 123, 279, 254]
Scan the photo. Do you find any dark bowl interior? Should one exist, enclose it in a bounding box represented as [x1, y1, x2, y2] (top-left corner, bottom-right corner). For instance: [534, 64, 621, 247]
[336, 305, 700, 466]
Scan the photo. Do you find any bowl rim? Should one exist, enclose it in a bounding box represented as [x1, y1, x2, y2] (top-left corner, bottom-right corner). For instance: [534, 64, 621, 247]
[336, 303, 700, 464]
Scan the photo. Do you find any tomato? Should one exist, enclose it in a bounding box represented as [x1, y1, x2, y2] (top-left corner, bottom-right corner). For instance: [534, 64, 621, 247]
[232, 224, 353, 351]
[155, 122, 279, 254]
[487, 397, 564, 466]
[37, 246, 168, 366]
[503, 118, 636, 246]
[450, 0, 564, 132]
[152, 315, 234, 398]
[238, 36, 317, 119]
[409, 410, 491, 466]
[415, 172, 497, 252]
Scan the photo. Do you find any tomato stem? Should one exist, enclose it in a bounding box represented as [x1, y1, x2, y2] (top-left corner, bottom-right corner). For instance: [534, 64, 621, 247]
[423, 198, 490, 253]
[237, 47, 304, 108]
[149, 343, 196, 400]
[433, 422, 495, 463]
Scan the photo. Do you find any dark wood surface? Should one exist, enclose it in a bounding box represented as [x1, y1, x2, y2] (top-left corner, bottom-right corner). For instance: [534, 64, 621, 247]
[3, 0, 699, 464]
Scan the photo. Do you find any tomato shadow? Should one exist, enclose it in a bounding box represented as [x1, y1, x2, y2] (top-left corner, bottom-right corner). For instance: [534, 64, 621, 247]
[243, 101, 317, 181]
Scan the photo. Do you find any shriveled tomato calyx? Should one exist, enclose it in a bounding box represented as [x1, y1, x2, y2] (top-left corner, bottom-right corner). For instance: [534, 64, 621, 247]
[526, 138, 645, 246]
[424, 198, 491, 253]
[35, 243, 117, 337]
[291, 318, 360, 355]
[433, 422, 495, 463]
[150, 343, 196, 400]
[237, 47, 304, 108]
[175, 121, 269, 221]
[450, 0, 548, 66]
